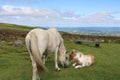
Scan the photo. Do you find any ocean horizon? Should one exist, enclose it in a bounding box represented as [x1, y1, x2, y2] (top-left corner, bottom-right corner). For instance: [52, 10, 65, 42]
[54, 27, 120, 36]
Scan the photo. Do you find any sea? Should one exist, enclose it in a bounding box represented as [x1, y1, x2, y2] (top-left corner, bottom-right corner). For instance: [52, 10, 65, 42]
[56, 27, 120, 36]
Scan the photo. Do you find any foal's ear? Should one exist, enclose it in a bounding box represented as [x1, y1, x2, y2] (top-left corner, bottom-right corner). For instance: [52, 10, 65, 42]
[72, 49, 76, 52]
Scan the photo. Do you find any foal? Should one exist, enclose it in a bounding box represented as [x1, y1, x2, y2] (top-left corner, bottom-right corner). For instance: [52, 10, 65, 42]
[69, 49, 94, 69]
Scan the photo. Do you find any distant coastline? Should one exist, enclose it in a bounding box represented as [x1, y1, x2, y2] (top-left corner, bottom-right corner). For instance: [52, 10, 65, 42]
[56, 27, 120, 36]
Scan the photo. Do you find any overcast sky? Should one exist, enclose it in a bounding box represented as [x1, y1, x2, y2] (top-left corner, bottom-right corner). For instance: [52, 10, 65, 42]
[0, 0, 120, 27]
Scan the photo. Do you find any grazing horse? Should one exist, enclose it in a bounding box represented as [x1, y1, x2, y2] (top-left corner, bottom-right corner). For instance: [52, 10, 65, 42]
[25, 28, 69, 80]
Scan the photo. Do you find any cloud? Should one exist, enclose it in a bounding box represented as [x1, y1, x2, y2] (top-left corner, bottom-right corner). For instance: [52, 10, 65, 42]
[0, 5, 60, 17]
[76, 11, 120, 26]
[80, 12, 112, 24]
[0, 0, 37, 3]
[0, 5, 120, 27]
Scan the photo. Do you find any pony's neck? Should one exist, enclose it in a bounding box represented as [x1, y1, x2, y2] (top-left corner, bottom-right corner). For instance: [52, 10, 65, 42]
[59, 41, 66, 56]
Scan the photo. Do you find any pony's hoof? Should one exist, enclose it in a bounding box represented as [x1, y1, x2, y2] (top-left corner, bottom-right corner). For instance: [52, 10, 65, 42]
[75, 66, 79, 69]
[72, 63, 76, 67]
[55, 68, 61, 71]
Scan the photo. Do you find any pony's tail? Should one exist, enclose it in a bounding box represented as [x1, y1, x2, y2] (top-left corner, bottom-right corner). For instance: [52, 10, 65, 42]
[30, 32, 48, 73]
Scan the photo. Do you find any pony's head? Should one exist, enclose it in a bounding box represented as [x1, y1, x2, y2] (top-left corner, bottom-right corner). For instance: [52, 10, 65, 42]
[69, 49, 77, 61]
[59, 51, 69, 68]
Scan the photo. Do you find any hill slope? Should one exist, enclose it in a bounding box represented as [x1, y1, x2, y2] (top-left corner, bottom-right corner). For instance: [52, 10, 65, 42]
[0, 23, 120, 80]
[0, 23, 35, 41]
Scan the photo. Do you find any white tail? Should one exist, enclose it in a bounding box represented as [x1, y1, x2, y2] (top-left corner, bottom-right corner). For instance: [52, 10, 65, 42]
[30, 32, 48, 72]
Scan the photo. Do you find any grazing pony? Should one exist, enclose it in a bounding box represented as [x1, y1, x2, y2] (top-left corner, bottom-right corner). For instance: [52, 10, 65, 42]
[69, 49, 94, 69]
[25, 28, 69, 80]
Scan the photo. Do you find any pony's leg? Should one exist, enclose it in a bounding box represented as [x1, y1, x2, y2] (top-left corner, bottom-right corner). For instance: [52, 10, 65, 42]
[30, 54, 40, 80]
[75, 65, 82, 69]
[42, 55, 46, 64]
[42, 53, 48, 64]
[72, 63, 77, 67]
[55, 47, 60, 71]
[74, 64, 84, 69]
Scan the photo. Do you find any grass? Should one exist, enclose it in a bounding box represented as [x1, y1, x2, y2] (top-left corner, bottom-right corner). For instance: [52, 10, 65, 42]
[0, 39, 120, 80]
[0, 41, 32, 80]
[0, 23, 34, 33]
[0, 23, 120, 80]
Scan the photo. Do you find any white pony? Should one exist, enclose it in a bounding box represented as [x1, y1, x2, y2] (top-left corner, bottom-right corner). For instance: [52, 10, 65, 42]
[25, 28, 69, 80]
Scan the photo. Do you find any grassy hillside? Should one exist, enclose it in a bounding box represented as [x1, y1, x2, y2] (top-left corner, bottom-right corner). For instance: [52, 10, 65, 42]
[0, 23, 35, 41]
[0, 23, 120, 80]
[0, 23, 34, 32]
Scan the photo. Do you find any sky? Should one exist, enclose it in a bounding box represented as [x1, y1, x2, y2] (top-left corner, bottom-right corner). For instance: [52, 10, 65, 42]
[0, 0, 120, 27]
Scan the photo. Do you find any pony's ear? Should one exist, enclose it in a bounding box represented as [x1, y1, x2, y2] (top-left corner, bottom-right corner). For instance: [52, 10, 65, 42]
[66, 51, 68, 53]
[72, 49, 76, 53]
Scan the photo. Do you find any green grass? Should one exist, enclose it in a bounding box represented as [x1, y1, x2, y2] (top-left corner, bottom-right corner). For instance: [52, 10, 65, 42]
[0, 23, 35, 33]
[0, 41, 32, 80]
[0, 39, 120, 80]
[0, 23, 120, 80]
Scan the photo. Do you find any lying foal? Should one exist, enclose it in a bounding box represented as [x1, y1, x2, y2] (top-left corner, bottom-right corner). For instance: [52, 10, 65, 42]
[69, 49, 94, 69]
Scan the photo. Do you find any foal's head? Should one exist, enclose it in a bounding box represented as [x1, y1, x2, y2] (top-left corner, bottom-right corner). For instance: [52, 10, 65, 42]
[69, 49, 77, 61]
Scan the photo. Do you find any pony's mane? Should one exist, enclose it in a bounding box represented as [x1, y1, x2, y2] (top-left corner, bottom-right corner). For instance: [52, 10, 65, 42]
[58, 39, 66, 56]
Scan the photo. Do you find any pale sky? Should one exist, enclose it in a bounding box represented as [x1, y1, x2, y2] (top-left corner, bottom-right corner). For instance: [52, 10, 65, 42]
[0, 0, 120, 27]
